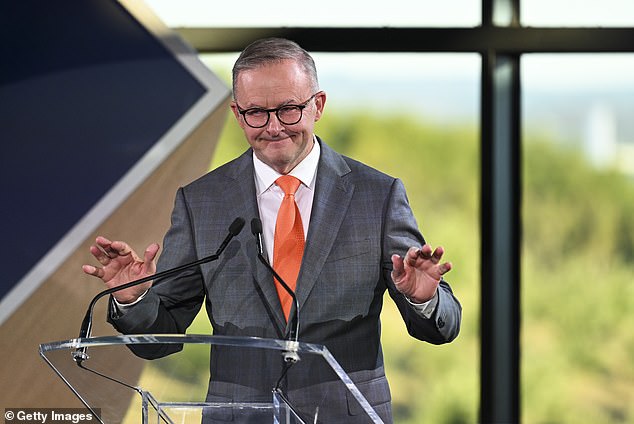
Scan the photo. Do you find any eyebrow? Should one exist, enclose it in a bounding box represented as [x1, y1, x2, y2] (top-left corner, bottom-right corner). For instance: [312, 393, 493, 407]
[240, 98, 304, 110]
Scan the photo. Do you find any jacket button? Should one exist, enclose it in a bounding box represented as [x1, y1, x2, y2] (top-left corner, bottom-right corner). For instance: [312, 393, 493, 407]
[437, 317, 445, 328]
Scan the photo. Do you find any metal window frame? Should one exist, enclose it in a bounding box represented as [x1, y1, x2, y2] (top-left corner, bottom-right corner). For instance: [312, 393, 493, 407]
[176, 6, 634, 422]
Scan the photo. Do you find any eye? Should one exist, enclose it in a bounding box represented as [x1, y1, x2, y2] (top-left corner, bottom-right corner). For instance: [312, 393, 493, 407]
[279, 105, 300, 113]
[245, 109, 267, 117]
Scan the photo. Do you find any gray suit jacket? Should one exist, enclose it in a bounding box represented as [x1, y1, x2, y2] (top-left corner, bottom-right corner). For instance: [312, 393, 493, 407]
[110, 138, 461, 423]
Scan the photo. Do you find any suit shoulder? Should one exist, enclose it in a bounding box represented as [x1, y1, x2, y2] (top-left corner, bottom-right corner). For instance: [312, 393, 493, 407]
[341, 155, 397, 186]
[181, 150, 251, 193]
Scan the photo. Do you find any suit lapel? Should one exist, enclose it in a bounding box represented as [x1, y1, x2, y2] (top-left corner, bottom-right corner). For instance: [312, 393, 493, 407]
[226, 151, 289, 335]
[295, 141, 353, 320]
[223, 155, 259, 231]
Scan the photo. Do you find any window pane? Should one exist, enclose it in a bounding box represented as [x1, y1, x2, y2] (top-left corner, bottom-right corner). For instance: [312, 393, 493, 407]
[205, 52, 481, 423]
[522, 0, 634, 27]
[145, 0, 480, 27]
[521, 54, 634, 423]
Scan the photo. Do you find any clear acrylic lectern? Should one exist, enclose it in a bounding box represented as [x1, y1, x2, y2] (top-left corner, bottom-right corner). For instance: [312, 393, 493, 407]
[39, 334, 384, 423]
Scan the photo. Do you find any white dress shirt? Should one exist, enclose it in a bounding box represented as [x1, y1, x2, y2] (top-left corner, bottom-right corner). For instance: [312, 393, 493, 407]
[253, 137, 320, 263]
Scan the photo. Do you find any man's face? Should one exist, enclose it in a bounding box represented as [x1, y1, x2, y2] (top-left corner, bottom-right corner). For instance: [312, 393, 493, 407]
[231, 60, 326, 174]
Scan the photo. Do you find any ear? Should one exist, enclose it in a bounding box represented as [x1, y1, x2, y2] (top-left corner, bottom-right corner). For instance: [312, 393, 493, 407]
[230, 101, 246, 129]
[313, 91, 327, 122]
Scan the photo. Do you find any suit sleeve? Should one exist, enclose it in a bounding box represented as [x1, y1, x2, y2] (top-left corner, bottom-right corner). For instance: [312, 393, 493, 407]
[108, 187, 206, 358]
[382, 178, 462, 344]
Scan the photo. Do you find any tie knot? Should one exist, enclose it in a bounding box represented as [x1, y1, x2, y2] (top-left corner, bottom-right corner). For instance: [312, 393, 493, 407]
[276, 175, 301, 196]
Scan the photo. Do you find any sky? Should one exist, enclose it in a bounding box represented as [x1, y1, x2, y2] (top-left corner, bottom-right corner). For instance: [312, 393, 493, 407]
[144, 0, 634, 28]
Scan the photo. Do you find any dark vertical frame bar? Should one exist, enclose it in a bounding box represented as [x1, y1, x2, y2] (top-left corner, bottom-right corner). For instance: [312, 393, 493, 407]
[480, 0, 522, 422]
[480, 28, 522, 424]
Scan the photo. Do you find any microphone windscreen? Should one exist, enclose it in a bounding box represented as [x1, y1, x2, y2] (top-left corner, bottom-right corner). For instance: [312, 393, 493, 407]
[229, 217, 246, 236]
[251, 218, 262, 235]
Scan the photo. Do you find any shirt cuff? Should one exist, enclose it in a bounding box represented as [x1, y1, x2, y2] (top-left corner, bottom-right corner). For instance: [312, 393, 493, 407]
[404, 291, 439, 319]
[111, 289, 148, 314]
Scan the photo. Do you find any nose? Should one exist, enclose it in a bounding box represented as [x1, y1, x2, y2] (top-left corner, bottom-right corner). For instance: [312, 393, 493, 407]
[265, 112, 284, 134]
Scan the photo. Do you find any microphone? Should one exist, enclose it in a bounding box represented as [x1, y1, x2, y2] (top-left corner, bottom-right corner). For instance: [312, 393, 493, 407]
[250, 218, 300, 346]
[73, 217, 245, 363]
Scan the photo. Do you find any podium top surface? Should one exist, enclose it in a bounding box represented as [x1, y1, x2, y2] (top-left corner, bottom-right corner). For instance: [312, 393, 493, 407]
[39, 334, 385, 424]
[40, 333, 327, 356]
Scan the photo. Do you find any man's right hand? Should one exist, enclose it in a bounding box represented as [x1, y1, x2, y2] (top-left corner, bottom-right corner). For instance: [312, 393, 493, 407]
[82, 236, 159, 304]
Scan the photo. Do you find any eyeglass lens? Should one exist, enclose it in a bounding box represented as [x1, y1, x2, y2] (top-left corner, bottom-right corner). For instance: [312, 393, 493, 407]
[244, 106, 303, 128]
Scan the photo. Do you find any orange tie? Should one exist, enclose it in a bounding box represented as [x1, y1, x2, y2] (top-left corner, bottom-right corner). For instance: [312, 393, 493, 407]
[273, 175, 305, 321]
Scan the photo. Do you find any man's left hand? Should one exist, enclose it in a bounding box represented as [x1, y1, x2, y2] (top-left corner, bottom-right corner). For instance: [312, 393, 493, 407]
[391, 244, 452, 303]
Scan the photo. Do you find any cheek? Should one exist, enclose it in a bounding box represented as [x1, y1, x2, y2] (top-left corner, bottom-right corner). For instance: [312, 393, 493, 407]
[242, 127, 261, 143]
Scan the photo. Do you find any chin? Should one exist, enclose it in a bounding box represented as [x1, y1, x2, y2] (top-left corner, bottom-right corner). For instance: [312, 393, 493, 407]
[262, 139, 296, 156]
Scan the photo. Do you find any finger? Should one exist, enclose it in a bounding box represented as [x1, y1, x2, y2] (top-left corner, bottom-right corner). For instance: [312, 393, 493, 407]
[432, 246, 445, 262]
[94, 236, 113, 252]
[95, 236, 121, 259]
[89, 245, 111, 265]
[417, 244, 433, 260]
[391, 254, 405, 281]
[110, 240, 133, 257]
[405, 246, 421, 265]
[439, 261, 453, 277]
[95, 235, 112, 245]
[82, 264, 104, 279]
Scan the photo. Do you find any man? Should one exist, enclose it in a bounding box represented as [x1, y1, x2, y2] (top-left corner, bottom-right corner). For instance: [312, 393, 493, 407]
[83, 38, 461, 423]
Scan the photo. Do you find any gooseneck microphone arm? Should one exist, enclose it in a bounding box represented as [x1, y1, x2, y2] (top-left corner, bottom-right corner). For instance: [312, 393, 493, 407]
[250, 218, 300, 344]
[73, 217, 245, 363]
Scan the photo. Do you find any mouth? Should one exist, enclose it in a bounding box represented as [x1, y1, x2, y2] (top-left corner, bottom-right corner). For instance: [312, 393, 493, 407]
[261, 135, 292, 144]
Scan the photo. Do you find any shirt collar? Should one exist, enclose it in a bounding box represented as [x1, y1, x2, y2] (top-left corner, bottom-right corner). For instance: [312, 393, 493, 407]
[253, 136, 321, 195]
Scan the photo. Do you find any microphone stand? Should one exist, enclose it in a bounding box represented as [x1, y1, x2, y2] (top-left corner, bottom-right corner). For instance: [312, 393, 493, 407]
[256, 252, 301, 364]
[250, 219, 300, 346]
[73, 217, 245, 364]
[250, 218, 306, 423]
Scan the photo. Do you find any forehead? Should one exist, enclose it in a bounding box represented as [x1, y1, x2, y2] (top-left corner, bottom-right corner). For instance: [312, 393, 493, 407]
[234, 60, 312, 105]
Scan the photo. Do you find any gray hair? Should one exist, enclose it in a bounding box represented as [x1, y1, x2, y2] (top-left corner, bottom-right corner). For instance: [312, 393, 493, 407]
[232, 38, 319, 98]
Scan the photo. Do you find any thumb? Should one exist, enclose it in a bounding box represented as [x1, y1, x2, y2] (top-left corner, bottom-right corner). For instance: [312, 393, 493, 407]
[142, 243, 160, 274]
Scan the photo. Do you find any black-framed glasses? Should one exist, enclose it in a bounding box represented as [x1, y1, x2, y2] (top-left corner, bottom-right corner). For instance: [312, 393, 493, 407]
[235, 92, 319, 128]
